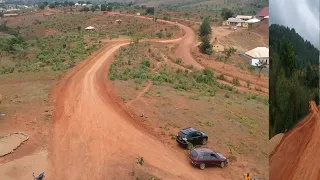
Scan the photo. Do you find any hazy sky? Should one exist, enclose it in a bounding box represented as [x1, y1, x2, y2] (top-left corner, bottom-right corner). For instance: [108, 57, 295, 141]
[270, 0, 319, 48]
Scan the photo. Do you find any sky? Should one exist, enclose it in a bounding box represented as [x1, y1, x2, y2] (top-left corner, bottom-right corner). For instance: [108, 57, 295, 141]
[270, 0, 319, 48]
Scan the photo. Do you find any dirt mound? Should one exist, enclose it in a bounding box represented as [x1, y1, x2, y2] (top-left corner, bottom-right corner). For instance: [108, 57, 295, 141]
[269, 133, 284, 155]
[250, 20, 268, 37]
[270, 101, 320, 180]
[0, 132, 29, 157]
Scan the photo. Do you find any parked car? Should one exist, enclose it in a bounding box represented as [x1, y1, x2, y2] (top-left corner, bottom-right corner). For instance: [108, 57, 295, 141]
[189, 148, 229, 169]
[176, 127, 208, 148]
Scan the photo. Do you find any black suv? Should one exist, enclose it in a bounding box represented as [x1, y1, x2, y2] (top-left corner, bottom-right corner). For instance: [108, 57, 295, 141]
[176, 127, 208, 148]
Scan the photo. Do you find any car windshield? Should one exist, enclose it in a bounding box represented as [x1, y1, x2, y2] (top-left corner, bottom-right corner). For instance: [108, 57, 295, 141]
[191, 150, 198, 158]
[178, 131, 187, 138]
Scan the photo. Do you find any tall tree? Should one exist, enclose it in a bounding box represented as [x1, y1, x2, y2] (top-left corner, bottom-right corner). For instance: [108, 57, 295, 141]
[221, 8, 233, 20]
[199, 17, 211, 38]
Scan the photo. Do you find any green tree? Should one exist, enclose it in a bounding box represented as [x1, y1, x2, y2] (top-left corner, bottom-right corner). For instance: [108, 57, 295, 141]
[255, 60, 268, 77]
[269, 24, 319, 138]
[199, 17, 211, 38]
[101, 4, 107, 11]
[221, 8, 233, 20]
[199, 36, 213, 55]
[222, 47, 236, 67]
[107, 5, 112, 12]
[146, 7, 154, 15]
[49, 3, 55, 8]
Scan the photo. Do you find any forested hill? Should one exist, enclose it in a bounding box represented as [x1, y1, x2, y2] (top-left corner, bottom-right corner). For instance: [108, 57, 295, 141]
[269, 24, 319, 138]
[269, 24, 319, 66]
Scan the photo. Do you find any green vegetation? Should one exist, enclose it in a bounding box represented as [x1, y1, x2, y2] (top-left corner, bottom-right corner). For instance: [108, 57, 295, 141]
[222, 47, 236, 67]
[146, 7, 155, 15]
[198, 18, 213, 55]
[109, 43, 237, 97]
[221, 8, 234, 20]
[269, 24, 319, 138]
[199, 17, 211, 38]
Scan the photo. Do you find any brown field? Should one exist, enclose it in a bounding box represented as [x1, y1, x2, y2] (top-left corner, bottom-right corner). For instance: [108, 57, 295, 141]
[109, 42, 268, 179]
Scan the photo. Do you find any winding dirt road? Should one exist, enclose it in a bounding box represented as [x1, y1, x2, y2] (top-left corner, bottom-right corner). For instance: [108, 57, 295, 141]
[47, 13, 270, 179]
[270, 101, 320, 180]
[48, 20, 229, 179]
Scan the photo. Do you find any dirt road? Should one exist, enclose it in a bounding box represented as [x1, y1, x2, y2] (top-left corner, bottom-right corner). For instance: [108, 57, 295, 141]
[270, 101, 320, 180]
[48, 42, 229, 179]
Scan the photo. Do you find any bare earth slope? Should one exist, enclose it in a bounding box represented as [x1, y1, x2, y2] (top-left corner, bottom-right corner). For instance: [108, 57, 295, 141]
[270, 101, 320, 180]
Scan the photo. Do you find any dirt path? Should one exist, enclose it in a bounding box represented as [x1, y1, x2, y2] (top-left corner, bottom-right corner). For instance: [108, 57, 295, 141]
[48, 42, 229, 180]
[270, 101, 320, 180]
[46, 14, 269, 179]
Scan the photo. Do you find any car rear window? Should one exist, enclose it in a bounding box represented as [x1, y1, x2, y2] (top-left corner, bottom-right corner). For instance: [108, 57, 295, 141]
[191, 150, 198, 158]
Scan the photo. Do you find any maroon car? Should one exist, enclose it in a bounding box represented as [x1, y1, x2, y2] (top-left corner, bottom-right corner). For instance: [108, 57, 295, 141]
[189, 148, 229, 170]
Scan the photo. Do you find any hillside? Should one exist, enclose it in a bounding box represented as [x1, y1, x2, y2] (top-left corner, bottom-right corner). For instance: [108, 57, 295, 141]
[110, 0, 268, 14]
[269, 24, 319, 138]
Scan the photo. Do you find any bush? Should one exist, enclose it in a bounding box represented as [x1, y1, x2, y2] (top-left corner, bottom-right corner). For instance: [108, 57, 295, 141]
[156, 32, 163, 38]
[199, 37, 213, 55]
[232, 78, 240, 86]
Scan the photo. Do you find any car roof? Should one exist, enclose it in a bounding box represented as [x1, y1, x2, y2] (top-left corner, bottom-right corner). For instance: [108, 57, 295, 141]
[181, 127, 197, 134]
[194, 148, 213, 154]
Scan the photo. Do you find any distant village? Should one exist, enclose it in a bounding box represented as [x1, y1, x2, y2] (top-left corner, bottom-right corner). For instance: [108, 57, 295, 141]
[219, 6, 269, 69]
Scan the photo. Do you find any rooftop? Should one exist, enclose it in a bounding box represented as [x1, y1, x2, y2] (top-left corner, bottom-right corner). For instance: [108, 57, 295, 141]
[256, 6, 269, 17]
[236, 15, 253, 19]
[227, 18, 245, 23]
[246, 18, 260, 23]
[245, 47, 269, 58]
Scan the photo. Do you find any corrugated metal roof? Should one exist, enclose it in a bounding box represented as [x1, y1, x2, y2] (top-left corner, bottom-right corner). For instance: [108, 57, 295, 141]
[227, 18, 245, 23]
[246, 18, 260, 23]
[245, 47, 269, 58]
[256, 6, 269, 17]
[236, 15, 253, 19]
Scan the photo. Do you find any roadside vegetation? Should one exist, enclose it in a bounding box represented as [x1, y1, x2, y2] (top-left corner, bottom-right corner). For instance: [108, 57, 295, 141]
[0, 12, 180, 74]
[109, 42, 269, 179]
[269, 24, 319, 138]
[198, 17, 213, 55]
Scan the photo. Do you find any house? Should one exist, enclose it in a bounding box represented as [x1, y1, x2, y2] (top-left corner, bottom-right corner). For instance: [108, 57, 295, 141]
[3, 13, 19, 17]
[245, 18, 260, 28]
[244, 47, 269, 67]
[212, 43, 225, 52]
[226, 18, 245, 27]
[115, 19, 122, 24]
[236, 15, 253, 21]
[85, 26, 95, 30]
[136, 12, 140, 16]
[256, 6, 269, 20]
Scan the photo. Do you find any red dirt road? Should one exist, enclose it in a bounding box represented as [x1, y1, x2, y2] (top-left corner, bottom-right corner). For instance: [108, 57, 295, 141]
[48, 42, 229, 180]
[270, 101, 320, 180]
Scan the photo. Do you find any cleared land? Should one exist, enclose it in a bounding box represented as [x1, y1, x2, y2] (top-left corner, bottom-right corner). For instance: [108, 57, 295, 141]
[0, 5, 268, 180]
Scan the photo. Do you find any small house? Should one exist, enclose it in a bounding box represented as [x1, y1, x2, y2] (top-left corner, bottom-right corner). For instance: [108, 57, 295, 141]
[245, 18, 260, 28]
[227, 18, 245, 27]
[236, 15, 253, 21]
[244, 47, 269, 67]
[212, 43, 225, 52]
[115, 19, 122, 24]
[136, 12, 140, 16]
[85, 26, 95, 30]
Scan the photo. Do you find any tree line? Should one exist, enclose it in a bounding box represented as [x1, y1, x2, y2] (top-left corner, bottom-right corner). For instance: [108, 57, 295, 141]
[269, 24, 319, 138]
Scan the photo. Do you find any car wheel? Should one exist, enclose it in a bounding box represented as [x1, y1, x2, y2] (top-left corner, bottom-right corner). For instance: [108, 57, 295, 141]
[199, 163, 205, 170]
[220, 162, 225, 168]
[202, 138, 207, 145]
